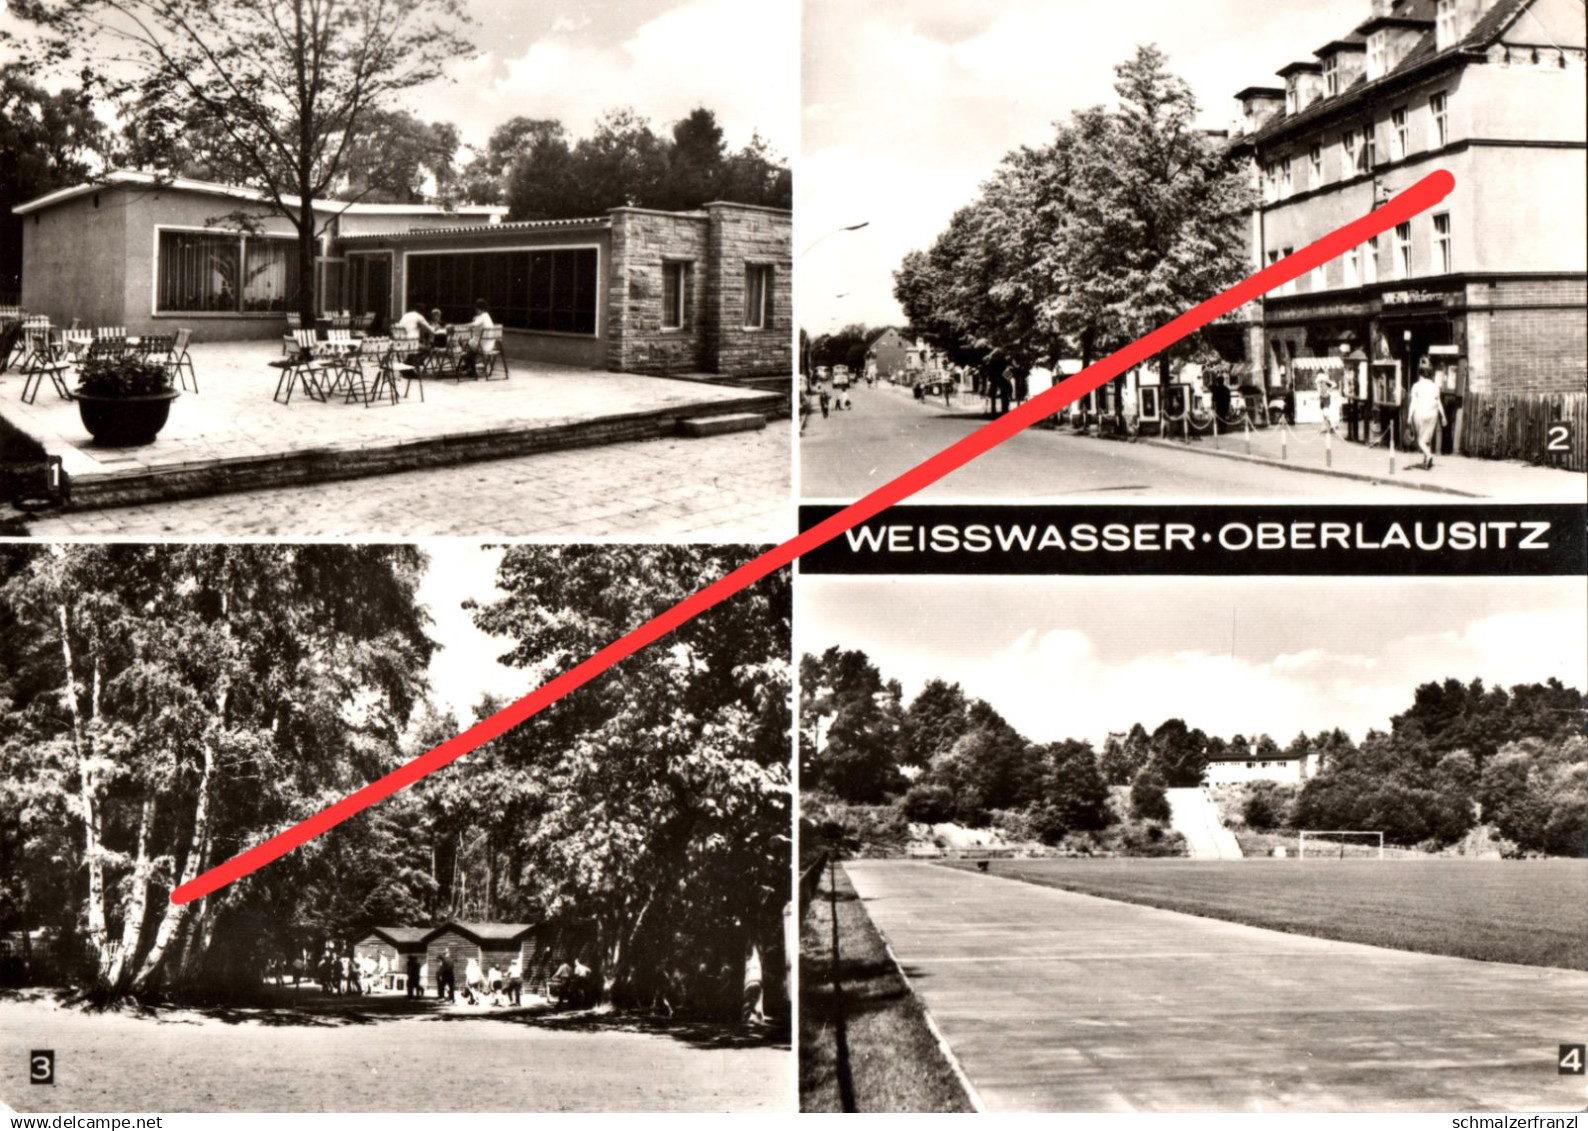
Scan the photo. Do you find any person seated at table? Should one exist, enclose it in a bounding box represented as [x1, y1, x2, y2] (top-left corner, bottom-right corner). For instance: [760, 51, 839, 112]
[470, 298, 494, 332]
[429, 309, 448, 346]
[394, 307, 437, 344]
[458, 299, 493, 377]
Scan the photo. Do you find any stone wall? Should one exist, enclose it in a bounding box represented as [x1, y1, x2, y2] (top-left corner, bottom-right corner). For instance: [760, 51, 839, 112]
[704, 203, 793, 377]
[605, 208, 710, 375]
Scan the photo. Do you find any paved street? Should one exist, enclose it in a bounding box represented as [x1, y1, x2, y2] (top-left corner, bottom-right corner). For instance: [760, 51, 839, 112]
[800, 384, 1574, 500]
[844, 860, 1588, 1113]
[22, 422, 792, 540]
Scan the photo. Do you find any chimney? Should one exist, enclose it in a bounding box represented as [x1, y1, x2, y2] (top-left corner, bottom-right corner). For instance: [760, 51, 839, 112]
[1235, 87, 1286, 133]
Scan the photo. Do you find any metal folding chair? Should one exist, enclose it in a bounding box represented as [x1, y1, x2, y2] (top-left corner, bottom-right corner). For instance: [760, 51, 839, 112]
[18, 321, 72, 405]
[344, 337, 399, 406]
[270, 329, 331, 404]
[166, 329, 197, 392]
[479, 326, 509, 380]
[389, 329, 425, 402]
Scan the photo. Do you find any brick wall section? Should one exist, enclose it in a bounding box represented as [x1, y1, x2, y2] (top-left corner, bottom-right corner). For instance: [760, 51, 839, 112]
[605, 208, 710, 375]
[1466, 277, 1587, 395]
[704, 202, 792, 377]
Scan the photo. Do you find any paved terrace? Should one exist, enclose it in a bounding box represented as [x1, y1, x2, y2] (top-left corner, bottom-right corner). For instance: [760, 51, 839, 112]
[0, 341, 783, 510]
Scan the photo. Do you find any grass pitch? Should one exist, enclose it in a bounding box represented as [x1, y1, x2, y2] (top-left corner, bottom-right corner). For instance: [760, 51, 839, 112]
[942, 858, 1588, 970]
[800, 863, 974, 1112]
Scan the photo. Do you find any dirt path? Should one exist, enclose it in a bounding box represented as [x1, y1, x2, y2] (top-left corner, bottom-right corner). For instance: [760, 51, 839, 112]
[0, 992, 789, 1112]
[845, 860, 1588, 1112]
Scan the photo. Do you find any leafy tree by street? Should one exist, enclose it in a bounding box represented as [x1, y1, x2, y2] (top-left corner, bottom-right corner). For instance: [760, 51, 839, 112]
[893, 45, 1253, 399]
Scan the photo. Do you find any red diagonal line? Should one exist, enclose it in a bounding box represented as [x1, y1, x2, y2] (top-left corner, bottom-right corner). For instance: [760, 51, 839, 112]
[173, 169, 1455, 905]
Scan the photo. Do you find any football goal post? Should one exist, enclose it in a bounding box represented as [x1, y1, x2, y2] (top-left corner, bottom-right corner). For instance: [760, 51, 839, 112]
[1298, 831, 1384, 859]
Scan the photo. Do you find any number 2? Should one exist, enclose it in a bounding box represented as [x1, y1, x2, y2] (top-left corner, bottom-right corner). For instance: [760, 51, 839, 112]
[1546, 423, 1572, 453]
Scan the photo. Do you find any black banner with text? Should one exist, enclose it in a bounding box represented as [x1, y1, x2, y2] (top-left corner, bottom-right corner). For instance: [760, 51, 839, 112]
[798, 504, 1588, 575]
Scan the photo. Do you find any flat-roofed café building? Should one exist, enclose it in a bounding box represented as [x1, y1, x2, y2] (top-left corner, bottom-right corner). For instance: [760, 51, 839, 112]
[14, 171, 792, 378]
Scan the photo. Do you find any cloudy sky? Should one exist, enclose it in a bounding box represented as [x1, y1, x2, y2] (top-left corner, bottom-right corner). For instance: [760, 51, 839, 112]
[801, 0, 1367, 331]
[415, 542, 527, 727]
[799, 577, 1588, 747]
[413, 0, 796, 154]
[1, 0, 795, 161]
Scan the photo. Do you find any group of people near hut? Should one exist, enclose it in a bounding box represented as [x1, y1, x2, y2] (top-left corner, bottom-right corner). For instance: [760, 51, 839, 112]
[274, 939, 597, 1010]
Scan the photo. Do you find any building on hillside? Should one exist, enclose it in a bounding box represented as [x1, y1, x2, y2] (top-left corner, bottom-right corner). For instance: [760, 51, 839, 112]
[1204, 749, 1319, 786]
[14, 171, 792, 377]
[1228, 0, 1587, 454]
[865, 328, 912, 379]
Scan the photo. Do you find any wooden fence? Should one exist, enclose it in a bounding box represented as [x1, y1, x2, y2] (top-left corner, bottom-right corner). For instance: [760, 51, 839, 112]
[799, 852, 829, 915]
[1459, 390, 1587, 473]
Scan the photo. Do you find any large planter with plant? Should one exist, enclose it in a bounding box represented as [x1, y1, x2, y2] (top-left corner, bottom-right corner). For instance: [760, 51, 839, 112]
[74, 356, 180, 446]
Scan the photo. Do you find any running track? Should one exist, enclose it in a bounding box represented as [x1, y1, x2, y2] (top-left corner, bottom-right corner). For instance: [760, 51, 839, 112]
[844, 860, 1588, 1112]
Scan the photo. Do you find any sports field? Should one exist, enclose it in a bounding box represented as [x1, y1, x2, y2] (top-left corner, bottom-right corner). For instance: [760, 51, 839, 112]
[941, 858, 1588, 969]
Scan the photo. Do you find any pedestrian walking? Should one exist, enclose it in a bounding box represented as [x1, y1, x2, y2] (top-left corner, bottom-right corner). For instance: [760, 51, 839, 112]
[1406, 360, 1447, 470]
[1211, 376, 1232, 421]
[507, 956, 524, 1006]
[437, 949, 456, 1002]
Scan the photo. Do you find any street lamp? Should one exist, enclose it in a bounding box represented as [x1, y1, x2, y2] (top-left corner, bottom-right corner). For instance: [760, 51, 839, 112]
[800, 220, 870, 258]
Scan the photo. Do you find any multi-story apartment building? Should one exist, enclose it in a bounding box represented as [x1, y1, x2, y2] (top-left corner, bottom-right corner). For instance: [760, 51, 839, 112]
[1230, 0, 1585, 453]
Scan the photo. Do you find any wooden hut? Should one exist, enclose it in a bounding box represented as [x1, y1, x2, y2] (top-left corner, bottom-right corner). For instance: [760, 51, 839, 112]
[423, 921, 536, 991]
[516, 922, 596, 993]
[353, 926, 433, 967]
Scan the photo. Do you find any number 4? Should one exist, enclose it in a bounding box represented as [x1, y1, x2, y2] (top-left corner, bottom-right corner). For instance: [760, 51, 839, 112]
[1546, 423, 1573, 454]
[1561, 1043, 1586, 1075]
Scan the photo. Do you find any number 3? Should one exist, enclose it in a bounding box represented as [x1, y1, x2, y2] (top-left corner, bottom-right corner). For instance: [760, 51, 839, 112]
[1546, 423, 1572, 453]
[29, 1050, 54, 1084]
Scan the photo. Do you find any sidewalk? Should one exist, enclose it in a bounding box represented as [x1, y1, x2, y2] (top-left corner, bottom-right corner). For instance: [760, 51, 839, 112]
[881, 382, 1585, 501]
[1137, 418, 1585, 501]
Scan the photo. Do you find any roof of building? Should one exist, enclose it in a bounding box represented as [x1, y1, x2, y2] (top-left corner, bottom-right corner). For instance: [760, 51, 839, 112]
[1315, 33, 1369, 54]
[1208, 752, 1306, 764]
[1237, 0, 1535, 149]
[1277, 60, 1324, 76]
[363, 926, 434, 946]
[433, 921, 538, 944]
[12, 169, 508, 219]
[339, 215, 612, 243]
